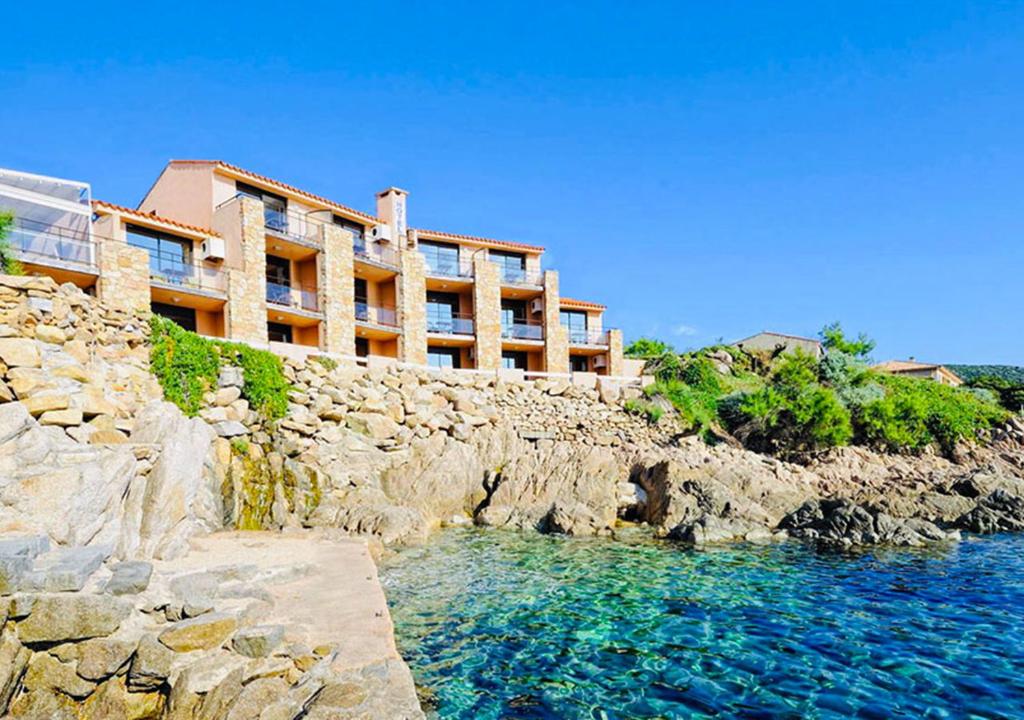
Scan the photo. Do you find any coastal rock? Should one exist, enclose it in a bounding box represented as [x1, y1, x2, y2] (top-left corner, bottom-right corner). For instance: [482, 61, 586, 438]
[104, 561, 153, 595]
[669, 514, 776, 545]
[545, 501, 612, 536]
[780, 498, 960, 547]
[17, 594, 132, 643]
[955, 490, 1024, 534]
[158, 612, 237, 652]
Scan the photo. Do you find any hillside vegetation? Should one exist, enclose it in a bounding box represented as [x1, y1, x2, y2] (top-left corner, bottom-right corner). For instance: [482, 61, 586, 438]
[625, 326, 1011, 459]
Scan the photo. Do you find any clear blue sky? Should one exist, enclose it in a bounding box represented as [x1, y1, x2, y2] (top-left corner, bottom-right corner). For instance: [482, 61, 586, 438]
[2, 1, 1021, 364]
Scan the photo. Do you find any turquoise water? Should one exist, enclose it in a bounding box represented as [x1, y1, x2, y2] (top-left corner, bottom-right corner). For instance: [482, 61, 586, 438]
[380, 528, 1024, 719]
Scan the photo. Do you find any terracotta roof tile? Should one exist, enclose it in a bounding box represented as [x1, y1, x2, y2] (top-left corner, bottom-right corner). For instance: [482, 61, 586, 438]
[414, 228, 544, 253]
[170, 160, 379, 224]
[560, 297, 606, 311]
[92, 200, 221, 237]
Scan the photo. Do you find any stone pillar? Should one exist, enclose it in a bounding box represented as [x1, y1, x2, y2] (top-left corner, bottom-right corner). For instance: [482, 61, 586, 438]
[399, 249, 427, 364]
[542, 270, 568, 373]
[221, 197, 267, 345]
[608, 328, 624, 376]
[97, 241, 150, 313]
[473, 257, 502, 371]
[321, 223, 354, 354]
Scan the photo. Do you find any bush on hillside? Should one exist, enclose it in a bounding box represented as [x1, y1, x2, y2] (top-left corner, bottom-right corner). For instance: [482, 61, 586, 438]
[625, 337, 674, 358]
[0, 211, 24, 275]
[150, 316, 290, 420]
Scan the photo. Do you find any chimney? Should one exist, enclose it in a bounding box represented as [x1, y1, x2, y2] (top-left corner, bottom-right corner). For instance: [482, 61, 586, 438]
[375, 187, 408, 242]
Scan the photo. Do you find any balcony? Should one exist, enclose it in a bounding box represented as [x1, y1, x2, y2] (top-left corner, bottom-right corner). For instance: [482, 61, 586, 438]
[427, 311, 475, 336]
[567, 328, 610, 346]
[354, 240, 399, 268]
[421, 247, 474, 279]
[499, 266, 543, 286]
[263, 207, 323, 249]
[355, 300, 399, 328]
[8, 218, 96, 271]
[266, 279, 319, 313]
[502, 319, 544, 341]
[149, 251, 226, 296]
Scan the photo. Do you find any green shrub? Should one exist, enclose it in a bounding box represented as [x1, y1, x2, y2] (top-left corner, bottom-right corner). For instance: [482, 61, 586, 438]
[0, 211, 24, 276]
[623, 397, 663, 424]
[149, 316, 290, 420]
[625, 337, 673, 358]
[820, 321, 875, 358]
[855, 374, 1008, 454]
[647, 378, 718, 435]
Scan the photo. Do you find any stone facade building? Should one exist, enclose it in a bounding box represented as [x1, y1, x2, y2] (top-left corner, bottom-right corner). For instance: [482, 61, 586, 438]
[0, 162, 625, 376]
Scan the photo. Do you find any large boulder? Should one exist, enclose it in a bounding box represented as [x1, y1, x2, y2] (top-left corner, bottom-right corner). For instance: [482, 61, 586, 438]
[780, 498, 960, 547]
[955, 490, 1024, 534]
[16, 594, 132, 643]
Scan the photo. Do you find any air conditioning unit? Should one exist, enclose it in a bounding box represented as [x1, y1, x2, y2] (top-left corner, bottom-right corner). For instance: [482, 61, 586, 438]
[199, 237, 225, 261]
[370, 224, 393, 242]
[529, 298, 544, 314]
[593, 355, 608, 369]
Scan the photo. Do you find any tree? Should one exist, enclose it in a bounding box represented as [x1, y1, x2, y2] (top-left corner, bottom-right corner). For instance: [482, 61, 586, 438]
[820, 322, 875, 358]
[624, 337, 673, 358]
[0, 211, 23, 275]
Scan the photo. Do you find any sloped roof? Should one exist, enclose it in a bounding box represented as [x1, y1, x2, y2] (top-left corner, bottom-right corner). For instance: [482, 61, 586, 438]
[560, 297, 606, 311]
[415, 228, 545, 253]
[92, 200, 220, 237]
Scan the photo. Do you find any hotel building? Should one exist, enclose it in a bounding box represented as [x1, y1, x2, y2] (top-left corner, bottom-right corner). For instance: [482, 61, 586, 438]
[0, 162, 625, 376]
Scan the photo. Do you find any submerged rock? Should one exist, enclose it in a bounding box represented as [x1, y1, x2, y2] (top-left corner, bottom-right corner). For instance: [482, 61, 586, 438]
[779, 499, 960, 547]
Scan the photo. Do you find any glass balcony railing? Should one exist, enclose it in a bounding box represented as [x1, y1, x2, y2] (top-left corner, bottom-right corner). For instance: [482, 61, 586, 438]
[263, 207, 323, 247]
[355, 300, 399, 327]
[566, 328, 610, 346]
[8, 218, 96, 270]
[266, 279, 319, 313]
[149, 250, 226, 294]
[499, 266, 543, 286]
[502, 320, 544, 341]
[427, 312, 475, 336]
[420, 247, 474, 278]
[354, 241, 399, 267]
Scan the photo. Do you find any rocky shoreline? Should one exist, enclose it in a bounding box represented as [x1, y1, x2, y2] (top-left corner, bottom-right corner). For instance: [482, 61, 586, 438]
[0, 274, 1023, 717]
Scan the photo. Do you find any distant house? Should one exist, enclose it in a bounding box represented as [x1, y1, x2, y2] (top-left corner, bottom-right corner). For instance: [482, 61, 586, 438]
[873, 360, 964, 387]
[734, 331, 823, 359]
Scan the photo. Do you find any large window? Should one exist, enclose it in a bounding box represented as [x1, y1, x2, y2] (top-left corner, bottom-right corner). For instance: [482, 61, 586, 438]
[355, 337, 369, 357]
[570, 355, 590, 373]
[151, 302, 196, 332]
[428, 347, 461, 369]
[354, 278, 369, 321]
[490, 250, 526, 282]
[501, 299, 527, 328]
[127, 225, 193, 283]
[265, 255, 292, 306]
[420, 241, 462, 276]
[427, 291, 459, 333]
[502, 351, 528, 370]
[560, 310, 589, 343]
[267, 322, 293, 344]
[333, 215, 365, 245]
[237, 181, 288, 232]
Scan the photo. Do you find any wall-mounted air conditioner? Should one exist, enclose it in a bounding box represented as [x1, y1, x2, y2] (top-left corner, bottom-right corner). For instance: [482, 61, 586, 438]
[370, 224, 393, 242]
[593, 355, 608, 369]
[199, 237, 225, 261]
[529, 298, 544, 314]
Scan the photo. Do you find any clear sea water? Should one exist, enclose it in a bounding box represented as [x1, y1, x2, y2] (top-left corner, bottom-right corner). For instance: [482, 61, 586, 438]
[380, 528, 1024, 720]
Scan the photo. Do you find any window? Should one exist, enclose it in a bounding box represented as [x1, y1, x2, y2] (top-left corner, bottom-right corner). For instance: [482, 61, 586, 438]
[428, 347, 461, 369]
[333, 216, 365, 245]
[151, 302, 196, 332]
[127, 225, 193, 283]
[355, 337, 369, 358]
[501, 299, 527, 328]
[502, 351, 528, 370]
[426, 291, 460, 333]
[237, 181, 288, 232]
[354, 278, 369, 321]
[268, 322, 293, 344]
[490, 250, 526, 282]
[265, 255, 292, 306]
[570, 355, 590, 373]
[420, 241, 461, 276]
[560, 310, 589, 343]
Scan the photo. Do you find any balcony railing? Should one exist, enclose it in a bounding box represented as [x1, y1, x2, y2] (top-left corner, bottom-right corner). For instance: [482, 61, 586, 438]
[566, 328, 610, 346]
[266, 279, 319, 313]
[263, 207, 324, 247]
[8, 218, 96, 270]
[354, 241, 399, 268]
[502, 319, 544, 341]
[149, 250, 226, 294]
[499, 266, 543, 286]
[427, 311, 475, 336]
[420, 248, 474, 279]
[355, 300, 399, 327]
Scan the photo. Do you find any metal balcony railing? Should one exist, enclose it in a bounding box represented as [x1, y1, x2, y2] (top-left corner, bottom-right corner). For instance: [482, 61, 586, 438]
[354, 240, 399, 268]
[420, 247, 474, 278]
[499, 266, 543, 286]
[8, 218, 97, 270]
[566, 328, 610, 346]
[149, 250, 226, 294]
[266, 279, 319, 313]
[502, 319, 544, 341]
[355, 300, 399, 327]
[263, 206, 324, 247]
[427, 311, 474, 336]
